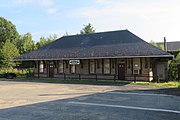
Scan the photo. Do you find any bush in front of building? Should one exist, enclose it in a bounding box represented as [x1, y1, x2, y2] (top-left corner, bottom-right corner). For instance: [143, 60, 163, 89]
[0, 68, 33, 78]
[3, 73, 16, 79]
[168, 53, 180, 81]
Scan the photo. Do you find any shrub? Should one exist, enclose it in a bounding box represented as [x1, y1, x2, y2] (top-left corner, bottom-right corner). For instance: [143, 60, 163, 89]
[168, 53, 180, 80]
[0, 68, 34, 78]
[4, 73, 16, 79]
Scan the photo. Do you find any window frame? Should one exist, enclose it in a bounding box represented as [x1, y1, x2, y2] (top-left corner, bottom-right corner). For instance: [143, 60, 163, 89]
[70, 64, 76, 73]
[58, 60, 64, 73]
[103, 59, 110, 74]
[39, 61, 44, 73]
[89, 59, 95, 74]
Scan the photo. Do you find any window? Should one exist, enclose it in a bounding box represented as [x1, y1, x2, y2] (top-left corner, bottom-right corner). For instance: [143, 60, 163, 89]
[103, 59, 110, 74]
[90, 60, 95, 74]
[39, 61, 44, 73]
[70, 65, 76, 73]
[58, 61, 64, 73]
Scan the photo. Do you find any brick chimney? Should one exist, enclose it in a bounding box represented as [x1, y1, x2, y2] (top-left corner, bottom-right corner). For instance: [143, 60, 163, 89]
[164, 37, 167, 51]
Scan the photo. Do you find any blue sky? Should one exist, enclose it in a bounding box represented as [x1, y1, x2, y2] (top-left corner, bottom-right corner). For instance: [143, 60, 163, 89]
[1, 0, 180, 42]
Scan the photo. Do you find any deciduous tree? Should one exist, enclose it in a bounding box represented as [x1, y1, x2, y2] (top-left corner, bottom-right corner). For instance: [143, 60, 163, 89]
[0, 39, 19, 68]
[0, 17, 19, 47]
[16, 32, 36, 54]
[36, 34, 57, 49]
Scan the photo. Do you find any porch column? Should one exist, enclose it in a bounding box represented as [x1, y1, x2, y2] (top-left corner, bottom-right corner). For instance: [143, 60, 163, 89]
[37, 61, 40, 78]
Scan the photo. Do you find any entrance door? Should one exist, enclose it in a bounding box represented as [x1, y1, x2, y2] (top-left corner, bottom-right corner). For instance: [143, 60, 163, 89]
[49, 64, 54, 78]
[156, 63, 165, 80]
[118, 63, 125, 80]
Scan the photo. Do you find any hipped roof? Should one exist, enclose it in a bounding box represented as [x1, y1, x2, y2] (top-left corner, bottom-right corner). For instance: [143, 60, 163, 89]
[14, 30, 173, 61]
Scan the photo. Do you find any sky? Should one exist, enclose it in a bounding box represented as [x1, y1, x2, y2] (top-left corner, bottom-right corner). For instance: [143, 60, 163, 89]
[1, 0, 180, 42]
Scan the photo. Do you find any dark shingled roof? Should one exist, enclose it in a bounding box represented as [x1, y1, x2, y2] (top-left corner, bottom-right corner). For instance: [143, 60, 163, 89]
[157, 41, 180, 51]
[14, 30, 173, 61]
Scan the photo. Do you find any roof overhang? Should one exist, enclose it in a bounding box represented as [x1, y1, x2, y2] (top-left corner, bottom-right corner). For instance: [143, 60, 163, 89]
[13, 55, 174, 61]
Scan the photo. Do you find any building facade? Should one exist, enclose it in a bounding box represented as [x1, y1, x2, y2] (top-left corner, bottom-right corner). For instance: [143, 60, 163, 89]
[15, 30, 173, 81]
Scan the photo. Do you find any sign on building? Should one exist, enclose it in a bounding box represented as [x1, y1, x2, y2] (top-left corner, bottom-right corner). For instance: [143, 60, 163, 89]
[69, 60, 80, 65]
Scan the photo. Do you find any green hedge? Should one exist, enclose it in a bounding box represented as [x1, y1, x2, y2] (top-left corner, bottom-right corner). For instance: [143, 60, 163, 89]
[0, 68, 34, 77]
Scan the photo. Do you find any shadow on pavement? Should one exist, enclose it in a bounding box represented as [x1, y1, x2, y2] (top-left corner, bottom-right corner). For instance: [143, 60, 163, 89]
[0, 78, 130, 86]
[0, 87, 180, 120]
[112, 87, 180, 96]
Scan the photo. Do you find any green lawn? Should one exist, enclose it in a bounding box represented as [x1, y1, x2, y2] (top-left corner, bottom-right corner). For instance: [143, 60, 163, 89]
[131, 81, 180, 88]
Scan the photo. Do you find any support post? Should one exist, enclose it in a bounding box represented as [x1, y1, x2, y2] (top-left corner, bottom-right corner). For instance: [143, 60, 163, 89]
[157, 75, 159, 83]
[134, 74, 136, 83]
[37, 61, 40, 78]
[114, 74, 116, 82]
[96, 74, 98, 81]
[64, 74, 66, 80]
[79, 74, 81, 80]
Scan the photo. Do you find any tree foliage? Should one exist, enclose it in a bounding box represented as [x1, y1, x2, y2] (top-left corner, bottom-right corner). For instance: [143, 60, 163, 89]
[168, 53, 180, 80]
[0, 39, 19, 68]
[150, 40, 158, 47]
[150, 40, 164, 50]
[158, 44, 164, 50]
[80, 23, 95, 34]
[16, 32, 36, 54]
[36, 34, 57, 49]
[0, 17, 19, 47]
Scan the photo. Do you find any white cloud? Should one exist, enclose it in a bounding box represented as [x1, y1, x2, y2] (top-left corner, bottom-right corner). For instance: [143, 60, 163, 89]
[72, 0, 180, 42]
[47, 8, 58, 14]
[12, 0, 57, 14]
[14, 0, 54, 6]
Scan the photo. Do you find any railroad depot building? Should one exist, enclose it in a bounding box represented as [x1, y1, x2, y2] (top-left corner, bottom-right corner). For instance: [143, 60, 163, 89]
[14, 30, 173, 81]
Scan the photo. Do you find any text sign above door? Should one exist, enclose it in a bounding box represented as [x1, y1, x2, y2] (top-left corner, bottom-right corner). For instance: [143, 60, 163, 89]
[69, 60, 80, 65]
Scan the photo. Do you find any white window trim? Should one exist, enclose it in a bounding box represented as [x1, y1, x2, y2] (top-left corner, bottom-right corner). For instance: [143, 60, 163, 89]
[103, 59, 110, 74]
[90, 60, 95, 74]
[39, 61, 44, 73]
[58, 61, 64, 73]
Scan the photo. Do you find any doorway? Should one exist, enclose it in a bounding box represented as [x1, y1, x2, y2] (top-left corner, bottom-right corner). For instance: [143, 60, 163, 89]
[49, 64, 54, 78]
[118, 63, 125, 80]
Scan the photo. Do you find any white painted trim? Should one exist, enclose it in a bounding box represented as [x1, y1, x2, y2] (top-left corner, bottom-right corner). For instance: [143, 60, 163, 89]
[69, 101, 180, 114]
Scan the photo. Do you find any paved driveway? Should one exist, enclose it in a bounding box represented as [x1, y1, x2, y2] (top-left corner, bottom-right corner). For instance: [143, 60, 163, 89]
[0, 81, 180, 120]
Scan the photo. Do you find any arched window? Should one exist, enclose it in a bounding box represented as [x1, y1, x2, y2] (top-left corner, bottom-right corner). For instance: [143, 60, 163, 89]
[39, 61, 44, 73]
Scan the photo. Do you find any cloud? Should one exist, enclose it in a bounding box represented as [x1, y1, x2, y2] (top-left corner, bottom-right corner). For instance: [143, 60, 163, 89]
[14, 0, 54, 6]
[71, 0, 180, 42]
[47, 8, 58, 14]
[12, 0, 58, 14]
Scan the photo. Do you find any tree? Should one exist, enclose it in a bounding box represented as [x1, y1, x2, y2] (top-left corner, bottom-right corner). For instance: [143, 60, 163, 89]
[36, 34, 57, 49]
[0, 39, 19, 68]
[150, 40, 158, 47]
[16, 32, 36, 54]
[168, 53, 180, 80]
[0, 17, 19, 47]
[150, 40, 164, 50]
[80, 23, 95, 34]
[158, 44, 164, 50]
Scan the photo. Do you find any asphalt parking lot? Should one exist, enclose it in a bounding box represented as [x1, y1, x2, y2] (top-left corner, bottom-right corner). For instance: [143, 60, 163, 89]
[0, 81, 180, 120]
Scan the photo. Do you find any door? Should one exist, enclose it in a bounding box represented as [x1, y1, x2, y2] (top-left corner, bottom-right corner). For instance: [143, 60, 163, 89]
[118, 63, 125, 80]
[156, 63, 165, 80]
[49, 64, 54, 78]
